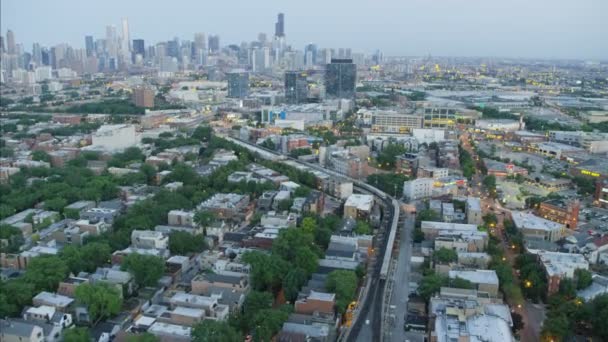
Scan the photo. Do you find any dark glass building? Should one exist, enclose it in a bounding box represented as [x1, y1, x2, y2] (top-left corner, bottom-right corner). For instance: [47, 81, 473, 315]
[275, 13, 285, 38]
[325, 58, 356, 99]
[227, 70, 249, 99]
[85, 35, 94, 57]
[285, 71, 308, 104]
[132, 39, 145, 58]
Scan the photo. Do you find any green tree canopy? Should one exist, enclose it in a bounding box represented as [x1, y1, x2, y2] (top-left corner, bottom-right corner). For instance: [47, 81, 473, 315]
[325, 270, 358, 313]
[168, 231, 207, 255]
[354, 220, 371, 235]
[63, 327, 91, 342]
[75, 283, 122, 324]
[24, 256, 69, 292]
[121, 254, 165, 288]
[434, 247, 458, 264]
[192, 320, 241, 342]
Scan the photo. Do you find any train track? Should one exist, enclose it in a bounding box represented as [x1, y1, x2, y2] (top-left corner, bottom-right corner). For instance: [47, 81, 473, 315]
[221, 135, 401, 342]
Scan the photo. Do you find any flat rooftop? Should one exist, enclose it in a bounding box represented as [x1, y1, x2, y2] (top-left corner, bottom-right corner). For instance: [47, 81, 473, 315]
[511, 211, 564, 232]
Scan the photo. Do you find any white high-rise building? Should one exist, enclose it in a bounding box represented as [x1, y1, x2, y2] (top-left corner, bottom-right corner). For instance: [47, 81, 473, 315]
[121, 18, 131, 53]
[402, 178, 435, 201]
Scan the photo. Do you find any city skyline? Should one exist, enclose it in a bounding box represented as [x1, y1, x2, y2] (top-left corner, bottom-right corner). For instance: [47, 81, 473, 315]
[2, 0, 607, 60]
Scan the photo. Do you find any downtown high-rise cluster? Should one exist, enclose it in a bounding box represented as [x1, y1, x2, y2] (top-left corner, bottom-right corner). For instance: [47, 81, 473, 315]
[0, 13, 371, 87]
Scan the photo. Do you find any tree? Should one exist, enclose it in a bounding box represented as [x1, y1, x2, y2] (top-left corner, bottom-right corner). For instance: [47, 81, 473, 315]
[192, 126, 212, 142]
[75, 283, 122, 324]
[450, 277, 474, 289]
[251, 307, 292, 341]
[121, 254, 165, 288]
[300, 217, 317, 236]
[260, 139, 276, 150]
[44, 197, 67, 212]
[63, 327, 91, 342]
[31, 150, 51, 162]
[482, 175, 497, 198]
[326, 270, 358, 313]
[434, 247, 457, 264]
[168, 231, 207, 255]
[126, 333, 160, 342]
[376, 143, 407, 169]
[0, 279, 35, 317]
[242, 251, 290, 292]
[60, 242, 112, 274]
[482, 213, 498, 227]
[244, 291, 274, 317]
[283, 268, 308, 303]
[24, 256, 69, 292]
[415, 209, 439, 228]
[0, 224, 24, 253]
[276, 199, 293, 211]
[575, 269, 593, 290]
[355, 220, 371, 235]
[192, 320, 241, 342]
[418, 273, 447, 301]
[194, 210, 214, 227]
[541, 313, 571, 341]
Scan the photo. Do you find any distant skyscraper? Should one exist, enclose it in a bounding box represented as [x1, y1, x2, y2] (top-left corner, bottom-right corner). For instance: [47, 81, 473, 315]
[258, 33, 267, 44]
[275, 13, 285, 38]
[132, 39, 145, 58]
[227, 70, 249, 98]
[106, 25, 118, 57]
[121, 18, 131, 53]
[6, 29, 16, 54]
[305, 43, 317, 66]
[32, 43, 42, 65]
[0, 35, 5, 53]
[285, 71, 308, 104]
[193, 32, 206, 64]
[85, 35, 94, 57]
[167, 38, 179, 58]
[208, 35, 220, 54]
[325, 58, 356, 99]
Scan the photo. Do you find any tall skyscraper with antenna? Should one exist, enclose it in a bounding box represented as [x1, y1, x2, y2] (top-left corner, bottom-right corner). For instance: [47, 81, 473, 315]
[275, 13, 285, 38]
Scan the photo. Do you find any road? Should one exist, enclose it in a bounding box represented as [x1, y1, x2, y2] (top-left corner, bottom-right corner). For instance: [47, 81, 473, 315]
[461, 130, 544, 341]
[385, 211, 415, 342]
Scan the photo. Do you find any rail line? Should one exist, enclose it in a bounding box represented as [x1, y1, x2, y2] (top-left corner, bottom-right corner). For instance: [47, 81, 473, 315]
[221, 135, 400, 341]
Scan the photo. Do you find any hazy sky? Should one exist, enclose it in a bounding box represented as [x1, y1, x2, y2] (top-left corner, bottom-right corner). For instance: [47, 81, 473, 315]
[2, 0, 607, 60]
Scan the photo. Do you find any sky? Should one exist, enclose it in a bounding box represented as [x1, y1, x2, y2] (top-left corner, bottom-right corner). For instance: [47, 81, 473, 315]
[2, 0, 607, 60]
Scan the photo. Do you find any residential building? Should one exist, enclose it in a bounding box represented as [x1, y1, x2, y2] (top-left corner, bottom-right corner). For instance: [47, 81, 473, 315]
[197, 193, 251, 221]
[538, 199, 580, 229]
[538, 251, 589, 295]
[402, 178, 434, 201]
[510, 211, 567, 242]
[448, 270, 499, 297]
[32, 292, 74, 312]
[295, 291, 336, 316]
[429, 287, 513, 342]
[343, 194, 374, 220]
[132, 87, 155, 108]
[0, 319, 44, 342]
[420, 221, 479, 239]
[131, 230, 169, 250]
[191, 271, 249, 296]
[466, 197, 483, 225]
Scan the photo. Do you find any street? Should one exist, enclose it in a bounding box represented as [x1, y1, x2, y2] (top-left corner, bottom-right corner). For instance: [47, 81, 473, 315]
[386, 212, 415, 342]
